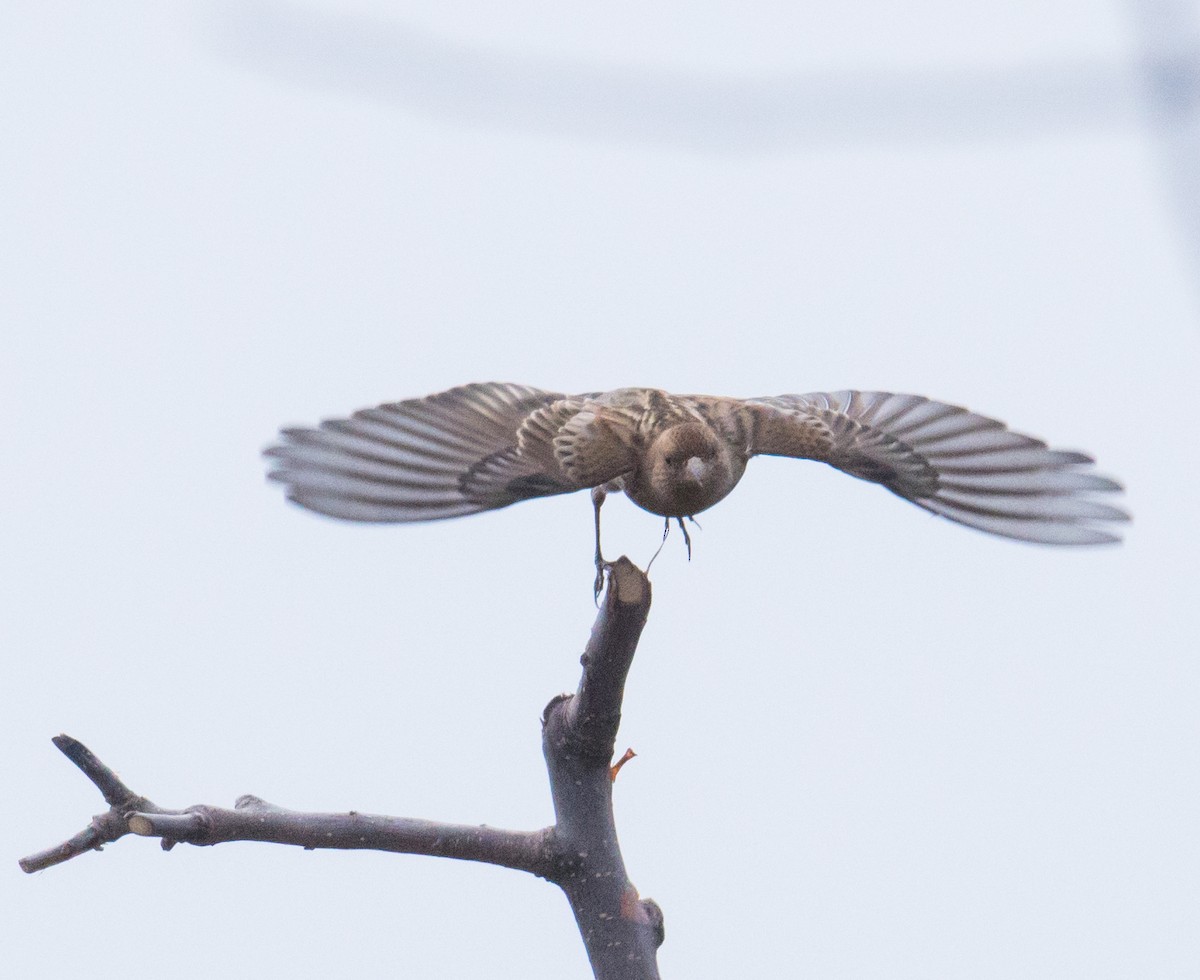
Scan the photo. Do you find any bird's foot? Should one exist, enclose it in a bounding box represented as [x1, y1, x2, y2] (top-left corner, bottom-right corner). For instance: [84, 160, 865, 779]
[593, 557, 611, 604]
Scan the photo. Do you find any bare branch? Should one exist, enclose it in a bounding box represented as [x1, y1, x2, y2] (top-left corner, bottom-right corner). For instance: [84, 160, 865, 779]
[51, 734, 148, 808]
[20, 748, 553, 877]
[22, 556, 663, 979]
[543, 557, 662, 979]
[128, 796, 554, 875]
[18, 734, 168, 873]
[17, 809, 132, 874]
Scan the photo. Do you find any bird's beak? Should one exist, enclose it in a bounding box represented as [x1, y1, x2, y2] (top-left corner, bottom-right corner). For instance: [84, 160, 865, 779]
[685, 456, 708, 484]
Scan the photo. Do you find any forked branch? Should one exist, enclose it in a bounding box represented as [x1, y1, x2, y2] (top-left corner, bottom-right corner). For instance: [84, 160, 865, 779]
[20, 557, 660, 980]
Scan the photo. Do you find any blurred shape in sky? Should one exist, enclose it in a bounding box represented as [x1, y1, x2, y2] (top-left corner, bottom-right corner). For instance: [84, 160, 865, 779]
[210, 1, 1200, 296]
[1128, 0, 1200, 282]
[211, 2, 1148, 151]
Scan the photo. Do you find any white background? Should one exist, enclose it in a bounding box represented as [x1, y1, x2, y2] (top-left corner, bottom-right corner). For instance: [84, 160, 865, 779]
[5, 3, 1199, 977]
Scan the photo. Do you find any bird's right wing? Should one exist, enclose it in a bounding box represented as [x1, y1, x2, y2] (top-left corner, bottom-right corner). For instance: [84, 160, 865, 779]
[742, 390, 1128, 545]
[265, 382, 575, 523]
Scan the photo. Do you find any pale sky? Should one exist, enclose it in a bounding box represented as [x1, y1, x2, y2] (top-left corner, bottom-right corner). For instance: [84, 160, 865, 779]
[6, 3, 1199, 977]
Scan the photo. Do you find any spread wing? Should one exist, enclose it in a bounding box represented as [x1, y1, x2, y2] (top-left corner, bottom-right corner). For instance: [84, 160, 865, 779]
[743, 391, 1128, 545]
[264, 382, 580, 523]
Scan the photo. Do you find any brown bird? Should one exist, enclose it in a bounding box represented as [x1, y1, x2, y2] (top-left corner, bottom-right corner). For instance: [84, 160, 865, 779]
[265, 382, 1127, 590]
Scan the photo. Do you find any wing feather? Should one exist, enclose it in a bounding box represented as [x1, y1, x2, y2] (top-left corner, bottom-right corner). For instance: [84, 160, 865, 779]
[745, 391, 1128, 545]
[265, 382, 572, 523]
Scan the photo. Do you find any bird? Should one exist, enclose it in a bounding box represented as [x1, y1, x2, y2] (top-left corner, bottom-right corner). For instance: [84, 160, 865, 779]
[264, 382, 1127, 592]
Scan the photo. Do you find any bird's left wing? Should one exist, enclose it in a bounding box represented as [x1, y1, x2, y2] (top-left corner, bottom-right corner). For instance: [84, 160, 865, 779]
[265, 382, 575, 523]
[739, 390, 1128, 545]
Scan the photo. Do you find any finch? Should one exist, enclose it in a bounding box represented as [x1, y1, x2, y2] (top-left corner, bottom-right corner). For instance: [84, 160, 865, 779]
[265, 383, 1127, 586]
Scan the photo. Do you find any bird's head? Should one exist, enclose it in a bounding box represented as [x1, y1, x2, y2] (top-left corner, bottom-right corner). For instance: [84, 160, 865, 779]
[641, 423, 741, 516]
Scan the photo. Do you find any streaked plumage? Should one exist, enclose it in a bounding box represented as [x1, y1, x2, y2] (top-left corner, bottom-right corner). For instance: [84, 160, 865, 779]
[265, 383, 1127, 570]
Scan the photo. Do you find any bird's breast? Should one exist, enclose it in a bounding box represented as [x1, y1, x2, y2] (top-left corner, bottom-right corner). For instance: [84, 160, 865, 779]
[622, 469, 740, 518]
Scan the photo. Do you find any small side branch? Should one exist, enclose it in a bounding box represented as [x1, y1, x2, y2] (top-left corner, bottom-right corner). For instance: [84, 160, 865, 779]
[130, 797, 554, 875]
[20, 738, 551, 879]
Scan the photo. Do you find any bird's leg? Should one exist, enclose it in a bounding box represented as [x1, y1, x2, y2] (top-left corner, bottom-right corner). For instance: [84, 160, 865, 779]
[677, 516, 693, 561]
[591, 485, 609, 600]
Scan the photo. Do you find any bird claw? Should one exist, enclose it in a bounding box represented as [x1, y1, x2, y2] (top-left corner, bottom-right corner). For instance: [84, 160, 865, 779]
[593, 560, 611, 605]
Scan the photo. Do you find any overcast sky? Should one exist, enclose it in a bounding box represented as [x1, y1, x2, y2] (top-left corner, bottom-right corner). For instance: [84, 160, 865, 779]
[6, 3, 1199, 977]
